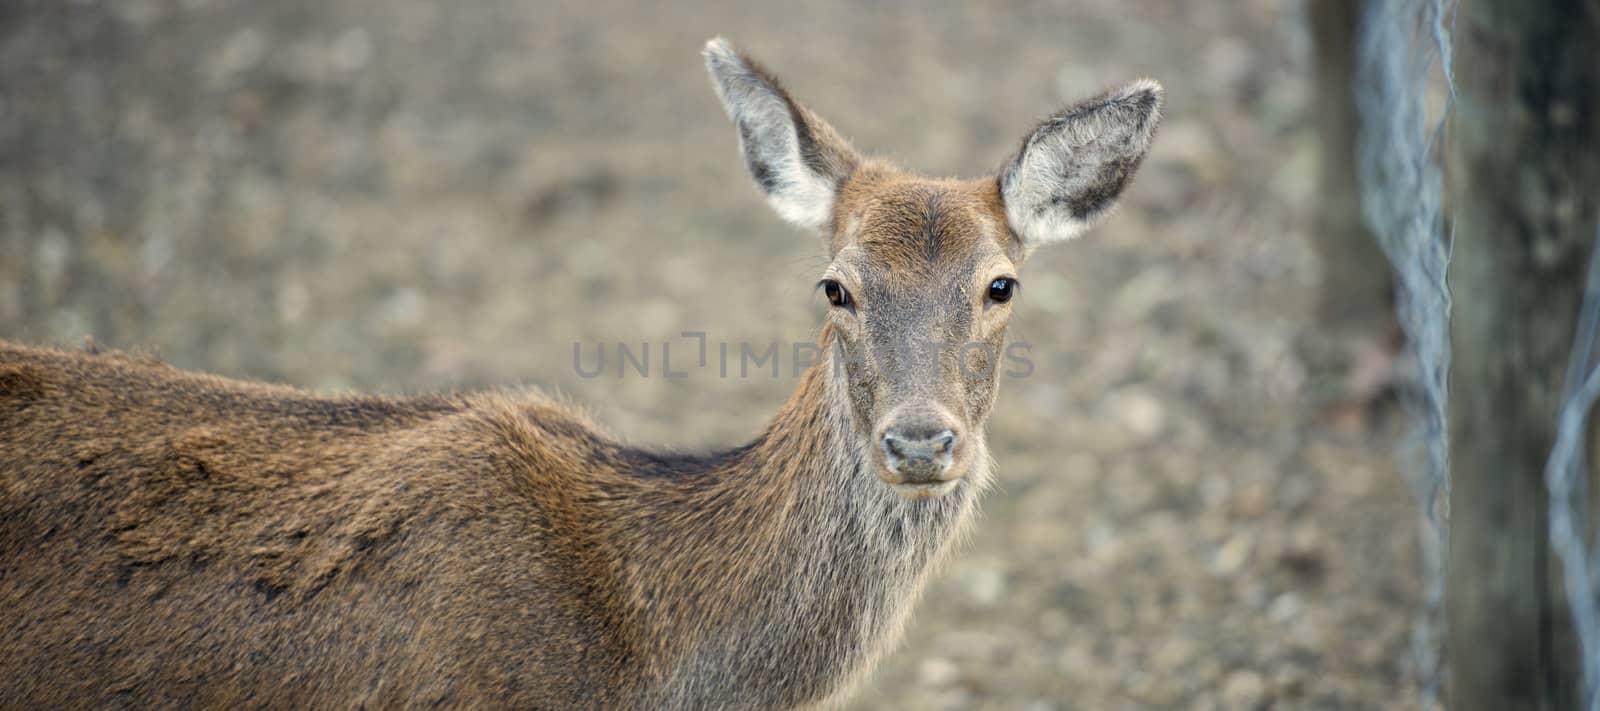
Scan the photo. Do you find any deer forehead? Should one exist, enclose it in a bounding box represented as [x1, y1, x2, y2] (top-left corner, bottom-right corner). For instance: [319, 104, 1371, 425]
[830, 173, 1016, 284]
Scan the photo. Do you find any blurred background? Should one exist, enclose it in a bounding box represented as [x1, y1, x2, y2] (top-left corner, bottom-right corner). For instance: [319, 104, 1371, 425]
[0, 0, 1432, 707]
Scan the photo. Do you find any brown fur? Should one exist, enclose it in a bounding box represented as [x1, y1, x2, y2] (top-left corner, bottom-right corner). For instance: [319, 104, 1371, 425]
[0, 339, 980, 708]
[1, 39, 1160, 709]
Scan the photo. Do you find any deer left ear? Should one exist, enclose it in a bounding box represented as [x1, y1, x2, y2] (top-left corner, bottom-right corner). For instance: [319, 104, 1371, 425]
[1000, 80, 1163, 251]
[704, 38, 862, 232]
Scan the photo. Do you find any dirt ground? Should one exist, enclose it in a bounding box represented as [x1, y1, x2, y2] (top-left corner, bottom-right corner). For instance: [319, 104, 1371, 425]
[1, 1, 1433, 708]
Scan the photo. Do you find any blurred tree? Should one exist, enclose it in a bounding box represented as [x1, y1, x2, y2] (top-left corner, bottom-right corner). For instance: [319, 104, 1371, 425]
[1307, 0, 1404, 428]
[1309, 0, 1391, 334]
[1447, 0, 1600, 708]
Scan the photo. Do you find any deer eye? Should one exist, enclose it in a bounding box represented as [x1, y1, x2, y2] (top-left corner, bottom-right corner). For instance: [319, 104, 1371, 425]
[987, 278, 1017, 304]
[820, 279, 852, 309]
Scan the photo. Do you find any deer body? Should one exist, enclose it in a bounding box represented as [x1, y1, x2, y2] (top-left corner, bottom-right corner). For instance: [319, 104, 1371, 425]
[0, 343, 969, 708]
[0, 39, 1160, 708]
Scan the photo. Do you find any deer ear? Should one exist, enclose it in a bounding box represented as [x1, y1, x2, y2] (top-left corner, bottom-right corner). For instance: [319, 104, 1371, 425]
[704, 38, 861, 232]
[1000, 80, 1163, 251]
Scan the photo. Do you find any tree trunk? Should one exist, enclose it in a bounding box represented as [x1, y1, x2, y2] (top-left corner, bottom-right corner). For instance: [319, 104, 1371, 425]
[1309, 0, 1391, 334]
[1447, 1, 1600, 709]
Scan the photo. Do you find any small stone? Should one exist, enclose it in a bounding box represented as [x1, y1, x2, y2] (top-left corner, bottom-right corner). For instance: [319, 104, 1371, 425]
[1288, 523, 1322, 555]
[216, 29, 267, 78]
[1152, 637, 1198, 671]
[1109, 267, 1177, 322]
[329, 28, 373, 73]
[377, 287, 426, 328]
[33, 227, 70, 297]
[1230, 483, 1270, 518]
[1200, 475, 1232, 510]
[1212, 533, 1253, 576]
[1268, 592, 1302, 624]
[1221, 669, 1267, 708]
[1279, 523, 1326, 580]
[1154, 119, 1223, 179]
[918, 657, 961, 687]
[277, 281, 311, 325]
[1104, 387, 1167, 441]
[1273, 666, 1307, 698]
[1123, 670, 1162, 702]
[961, 567, 1006, 607]
[1203, 37, 1253, 90]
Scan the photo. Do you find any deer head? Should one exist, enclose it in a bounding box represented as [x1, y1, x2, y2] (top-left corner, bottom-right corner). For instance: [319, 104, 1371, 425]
[705, 38, 1161, 499]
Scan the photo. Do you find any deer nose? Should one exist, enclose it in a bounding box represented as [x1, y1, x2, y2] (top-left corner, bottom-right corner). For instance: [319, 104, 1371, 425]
[881, 429, 958, 483]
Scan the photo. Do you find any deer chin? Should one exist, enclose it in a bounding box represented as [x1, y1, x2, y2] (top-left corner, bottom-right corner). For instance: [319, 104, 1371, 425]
[876, 462, 966, 499]
[890, 479, 961, 500]
[871, 449, 968, 500]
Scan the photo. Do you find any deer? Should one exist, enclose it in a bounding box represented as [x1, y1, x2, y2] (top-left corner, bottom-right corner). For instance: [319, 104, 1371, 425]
[0, 38, 1161, 709]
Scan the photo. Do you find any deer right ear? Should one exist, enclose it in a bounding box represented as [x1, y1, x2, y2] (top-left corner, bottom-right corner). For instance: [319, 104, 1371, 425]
[704, 38, 861, 232]
[1000, 80, 1163, 252]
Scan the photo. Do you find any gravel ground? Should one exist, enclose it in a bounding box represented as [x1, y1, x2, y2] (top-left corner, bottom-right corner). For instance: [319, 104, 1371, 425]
[2, 1, 1432, 708]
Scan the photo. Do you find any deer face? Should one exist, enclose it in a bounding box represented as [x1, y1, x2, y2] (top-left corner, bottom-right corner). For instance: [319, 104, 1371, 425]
[706, 39, 1161, 499]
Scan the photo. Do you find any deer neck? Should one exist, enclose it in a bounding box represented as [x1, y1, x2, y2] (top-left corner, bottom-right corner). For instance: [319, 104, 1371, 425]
[626, 348, 988, 707]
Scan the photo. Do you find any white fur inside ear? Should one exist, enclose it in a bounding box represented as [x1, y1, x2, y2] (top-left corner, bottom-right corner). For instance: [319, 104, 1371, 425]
[704, 38, 843, 232]
[762, 163, 836, 231]
[1001, 78, 1163, 250]
[1003, 171, 1096, 247]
